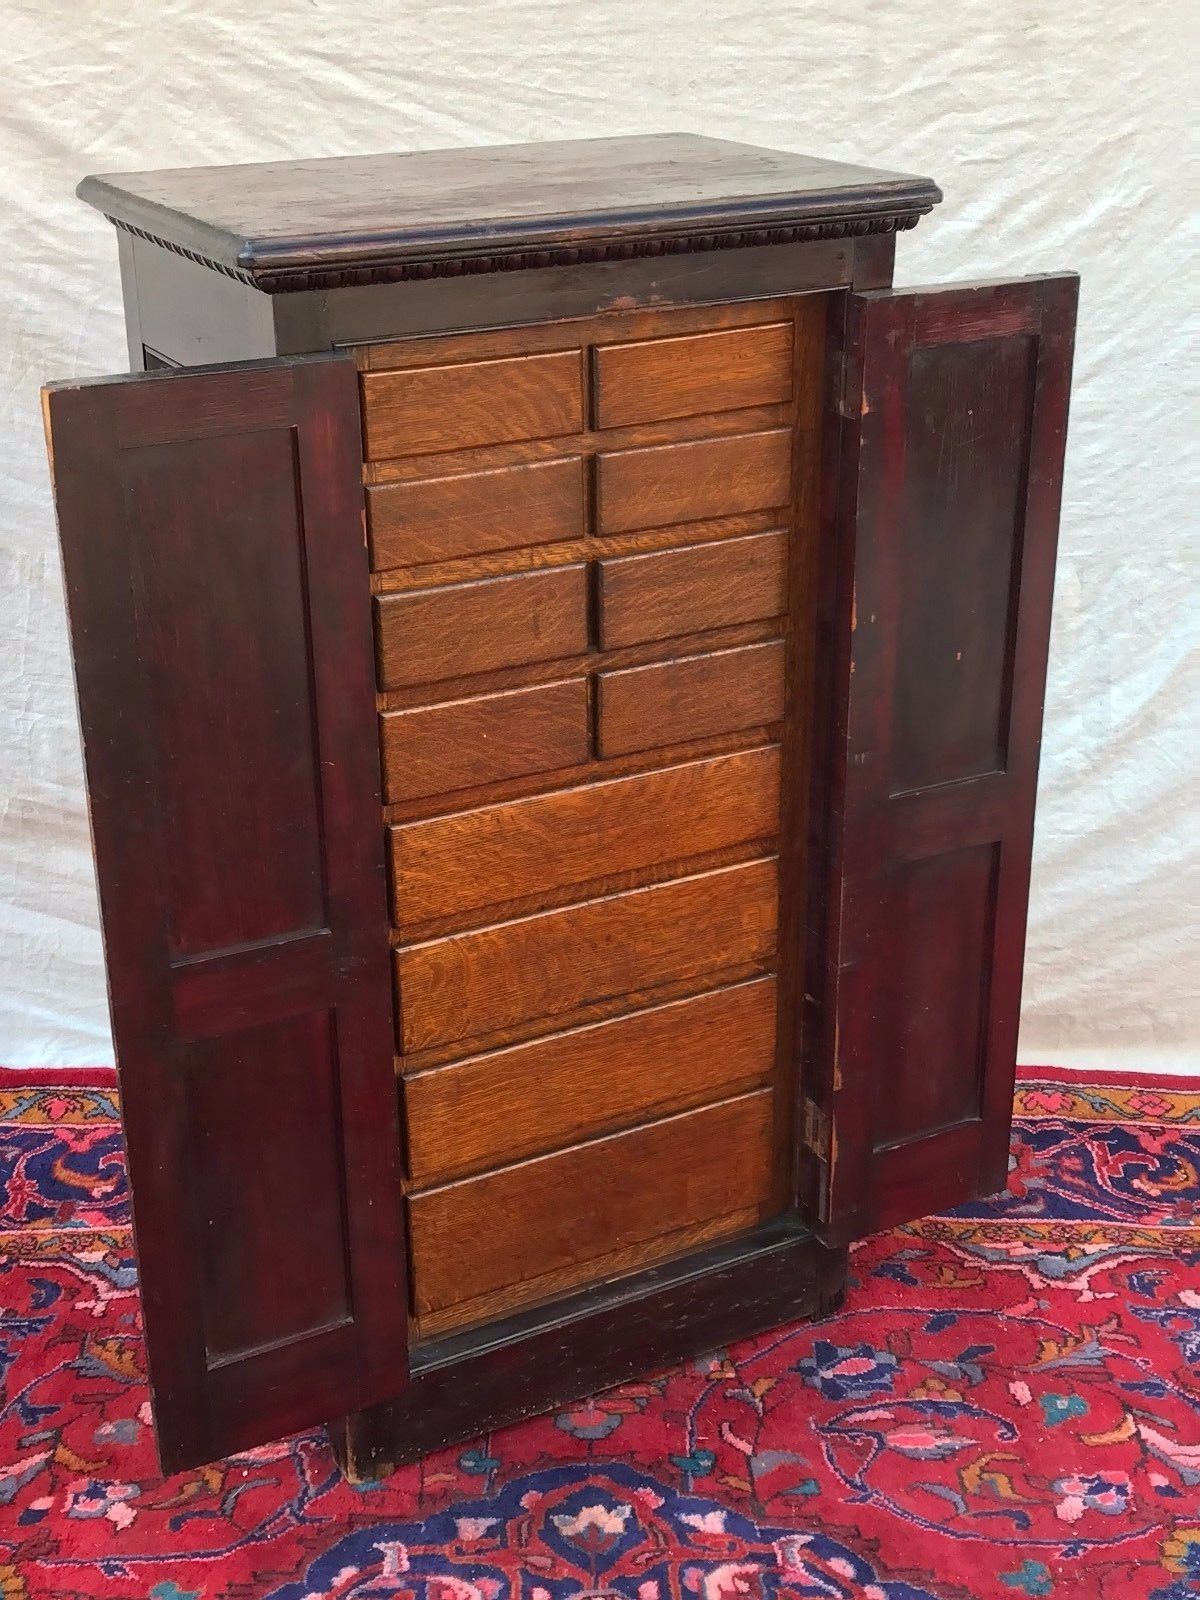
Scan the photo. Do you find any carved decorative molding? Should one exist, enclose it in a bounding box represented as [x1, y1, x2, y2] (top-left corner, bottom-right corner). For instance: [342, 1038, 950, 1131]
[109, 211, 923, 294]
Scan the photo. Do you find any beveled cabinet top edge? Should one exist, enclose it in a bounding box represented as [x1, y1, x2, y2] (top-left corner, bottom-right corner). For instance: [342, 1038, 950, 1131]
[77, 132, 941, 294]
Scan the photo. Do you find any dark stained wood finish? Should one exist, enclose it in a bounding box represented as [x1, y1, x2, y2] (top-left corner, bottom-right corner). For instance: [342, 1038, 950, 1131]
[403, 977, 777, 1184]
[597, 640, 786, 757]
[408, 1089, 775, 1332]
[42, 357, 409, 1473]
[391, 746, 780, 927]
[397, 857, 778, 1053]
[597, 429, 792, 534]
[331, 1221, 847, 1478]
[593, 321, 793, 427]
[598, 530, 788, 648]
[817, 275, 1078, 1242]
[77, 133, 940, 290]
[361, 350, 584, 459]
[380, 679, 590, 804]
[368, 456, 584, 570]
[375, 565, 588, 688]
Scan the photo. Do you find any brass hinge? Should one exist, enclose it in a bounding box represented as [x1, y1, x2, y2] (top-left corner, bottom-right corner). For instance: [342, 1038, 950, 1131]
[802, 1098, 832, 1162]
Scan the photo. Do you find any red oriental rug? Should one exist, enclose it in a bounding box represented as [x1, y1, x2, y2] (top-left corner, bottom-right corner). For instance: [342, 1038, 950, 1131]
[1, 1066, 1198, 1600]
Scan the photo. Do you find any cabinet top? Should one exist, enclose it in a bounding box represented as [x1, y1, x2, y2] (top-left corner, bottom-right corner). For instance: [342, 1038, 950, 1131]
[77, 132, 941, 294]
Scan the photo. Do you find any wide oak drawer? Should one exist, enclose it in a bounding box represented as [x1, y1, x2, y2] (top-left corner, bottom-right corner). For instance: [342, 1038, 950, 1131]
[367, 456, 585, 571]
[593, 321, 793, 429]
[396, 856, 778, 1053]
[403, 978, 777, 1184]
[407, 1087, 775, 1333]
[375, 565, 588, 689]
[597, 529, 788, 648]
[361, 349, 584, 459]
[379, 679, 590, 805]
[597, 639, 786, 757]
[390, 745, 781, 927]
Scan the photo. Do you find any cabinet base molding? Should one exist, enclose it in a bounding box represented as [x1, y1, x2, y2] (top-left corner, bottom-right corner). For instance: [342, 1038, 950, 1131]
[330, 1219, 845, 1482]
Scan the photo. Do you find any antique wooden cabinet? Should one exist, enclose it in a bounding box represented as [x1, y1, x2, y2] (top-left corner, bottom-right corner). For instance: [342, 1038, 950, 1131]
[42, 133, 1077, 1479]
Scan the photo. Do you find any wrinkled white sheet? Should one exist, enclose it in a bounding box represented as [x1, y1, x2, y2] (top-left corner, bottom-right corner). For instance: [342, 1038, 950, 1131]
[0, 0, 1196, 1071]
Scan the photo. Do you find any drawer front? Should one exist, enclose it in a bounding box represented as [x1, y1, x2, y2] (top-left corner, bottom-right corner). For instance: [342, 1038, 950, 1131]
[375, 565, 588, 688]
[598, 529, 788, 648]
[379, 678, 590, 804]
[391, 746, 780, 927]
[397, 856, 778, 1053]
[367, 457, 585, 571]
[407, 1088, 775, 1329]
[404, 977, 777, 1184]
[597, 429, 792, 535]
[361, 349, 584, 459]
[597, 639, 786, 757]
[594, 321, 793, 428]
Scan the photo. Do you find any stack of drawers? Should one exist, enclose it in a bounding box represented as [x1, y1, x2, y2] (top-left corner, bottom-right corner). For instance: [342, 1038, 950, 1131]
[359, 297, 815, 1338]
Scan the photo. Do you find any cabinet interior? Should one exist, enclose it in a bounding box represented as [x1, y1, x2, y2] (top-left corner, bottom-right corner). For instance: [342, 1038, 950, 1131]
[354, 293, 830, 1338]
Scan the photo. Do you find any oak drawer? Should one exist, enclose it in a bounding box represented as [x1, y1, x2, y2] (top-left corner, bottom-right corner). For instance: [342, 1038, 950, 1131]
[367, 457, 585, 571]
[407, 1088, 775, 1331]
[391, 745, 781, 926]
[597, 639, 786, 757]
[596, 429, 792, 535]
[404, 977, 777, 1184]
[594, 321, 793, 428]
[379, 679, 590, 804]
[375, 565, 588, 689]
[361, 349, 584, 459]
[598, 529, 788, 648]
[397, 856, 778, 1053]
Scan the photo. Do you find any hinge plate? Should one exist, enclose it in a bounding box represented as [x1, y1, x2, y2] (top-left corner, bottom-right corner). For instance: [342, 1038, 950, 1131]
[802, 1097, 832, 1162]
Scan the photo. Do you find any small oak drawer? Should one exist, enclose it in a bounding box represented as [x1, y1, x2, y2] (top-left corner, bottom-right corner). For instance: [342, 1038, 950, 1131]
[379, 678, 590, 805]
[596, 428, 792, 534]
[390, 746, 781, 927]
[597, 639, 786, 757]
[367, 457, 585, 571]
[375, 565, 588, 689]
[594, 321, 793, 428]
[396, 856, 778, 1053]
[407, 1087, 775, 1332]
[403, 977, 778, 1185]
[361, 349, 584, 459]
[598, 529, 788, 648]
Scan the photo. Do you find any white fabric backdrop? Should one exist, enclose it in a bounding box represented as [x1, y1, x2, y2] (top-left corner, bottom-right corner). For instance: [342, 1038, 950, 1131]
[1, 0, 1196, 1072]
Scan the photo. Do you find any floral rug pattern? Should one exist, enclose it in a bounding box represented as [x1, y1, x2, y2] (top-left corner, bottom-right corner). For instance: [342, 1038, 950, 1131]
[0, 1067, 1197, 1600]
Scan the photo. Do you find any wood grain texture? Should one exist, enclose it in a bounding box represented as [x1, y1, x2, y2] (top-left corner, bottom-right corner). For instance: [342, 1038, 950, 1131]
[375, 565, 588, 688]
[397, 857, 778, 1052]
[597, 429, 791, 535]
[598, 640, 786, 757]
[77, 133, 941, 291]
[361, 350, 583, 459]
[594, 321, 793, 428]
[368, 457, 584, 570]
[42, 357, 408, 1474]
[598, 530, 788, 648]
[819, 275, 1078, 1244]
[407, 1089, 775, 1326]
[390, 746, 780, 927]
[380, 679, 589, 804]
[403, 977, 778, 1184]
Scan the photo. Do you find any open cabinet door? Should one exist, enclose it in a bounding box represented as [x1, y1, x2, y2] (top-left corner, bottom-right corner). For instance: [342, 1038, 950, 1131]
[43, 357, 410, 1471]
[814, 275, 1078, 1245]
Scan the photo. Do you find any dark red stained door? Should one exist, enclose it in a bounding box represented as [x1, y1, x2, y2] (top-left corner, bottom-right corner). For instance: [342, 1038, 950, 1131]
[815, 275, 1078, 1244]
[43, 356, 409, 1471]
